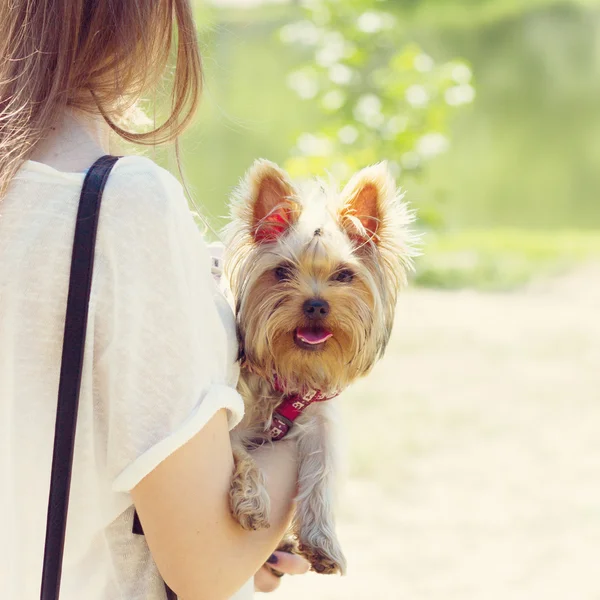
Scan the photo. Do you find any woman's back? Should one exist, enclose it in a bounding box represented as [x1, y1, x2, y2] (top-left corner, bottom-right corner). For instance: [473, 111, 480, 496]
[0, 156, 244, 599]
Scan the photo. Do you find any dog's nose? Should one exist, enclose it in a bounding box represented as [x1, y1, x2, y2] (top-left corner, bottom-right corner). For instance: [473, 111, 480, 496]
[303, 298, 330, 319]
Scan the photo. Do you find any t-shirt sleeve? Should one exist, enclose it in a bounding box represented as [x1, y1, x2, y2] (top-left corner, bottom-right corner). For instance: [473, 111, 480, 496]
[91, 156, 244, 493]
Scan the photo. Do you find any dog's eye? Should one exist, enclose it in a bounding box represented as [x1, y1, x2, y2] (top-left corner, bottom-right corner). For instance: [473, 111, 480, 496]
[333, 269, 354, 283]
[274, 265, 293, 282]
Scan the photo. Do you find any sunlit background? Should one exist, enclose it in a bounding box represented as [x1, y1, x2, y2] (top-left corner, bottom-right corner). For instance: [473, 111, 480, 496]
[170, 0, 600, 597]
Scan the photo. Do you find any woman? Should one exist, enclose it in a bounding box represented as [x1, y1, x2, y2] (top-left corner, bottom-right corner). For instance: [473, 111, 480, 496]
[0, 1, 308, 598]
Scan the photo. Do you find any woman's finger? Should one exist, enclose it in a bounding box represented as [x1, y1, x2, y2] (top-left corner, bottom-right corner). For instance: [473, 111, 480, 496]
[254, 566, 282, 593]
[267, 551, 311, 575]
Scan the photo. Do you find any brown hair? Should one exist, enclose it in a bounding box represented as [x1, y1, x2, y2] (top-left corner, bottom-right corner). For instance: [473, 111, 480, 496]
[0, 0, 202, 196]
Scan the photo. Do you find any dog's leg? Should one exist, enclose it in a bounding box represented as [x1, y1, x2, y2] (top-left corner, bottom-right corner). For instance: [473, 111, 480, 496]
[229, 439, 271, 531]
[293, 401, 346, 575]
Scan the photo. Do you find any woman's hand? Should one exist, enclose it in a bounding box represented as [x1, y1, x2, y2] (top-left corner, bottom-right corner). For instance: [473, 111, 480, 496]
[254, 551, 310, 593]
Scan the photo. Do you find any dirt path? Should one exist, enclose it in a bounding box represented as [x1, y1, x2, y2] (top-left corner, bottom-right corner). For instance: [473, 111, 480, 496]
[272, 265, 600, 600]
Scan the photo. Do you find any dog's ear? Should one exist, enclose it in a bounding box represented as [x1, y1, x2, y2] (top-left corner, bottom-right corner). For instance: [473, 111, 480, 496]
[241, 159, 299, 243]
[339, 162, 396, 246]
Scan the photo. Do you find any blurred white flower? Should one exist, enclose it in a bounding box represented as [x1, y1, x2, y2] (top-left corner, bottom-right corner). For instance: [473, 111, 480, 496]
[297, 133, 333, 157]
[286, 70, 319, 99]
[321, 90, 346, 111]
[401, 151, 421, 170]
[452, 64, 472, 84]
[354, 94, 385, 128]
[356, 11, 394, 33]
[279, 20, 320, 46]
[381, 115, 408, 139]
[445, 84, 475, 106]
[338, 125, 359, 145]
[405, 84, 429, 108]
[416, 132, 450, 158]
[328, 63, 353, 85]
[316, 31, 348, 67]
[414, 53, 434, 73]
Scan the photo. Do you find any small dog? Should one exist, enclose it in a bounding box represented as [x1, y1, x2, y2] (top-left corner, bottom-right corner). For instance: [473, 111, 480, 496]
[223, 159, 414, 575]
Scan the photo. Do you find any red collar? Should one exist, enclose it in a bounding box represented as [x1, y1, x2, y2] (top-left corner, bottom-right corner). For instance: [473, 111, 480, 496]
[268, 377, 339, 441]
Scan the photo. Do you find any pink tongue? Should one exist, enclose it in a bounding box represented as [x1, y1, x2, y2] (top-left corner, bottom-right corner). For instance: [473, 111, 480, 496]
[296, 327, 333, 345]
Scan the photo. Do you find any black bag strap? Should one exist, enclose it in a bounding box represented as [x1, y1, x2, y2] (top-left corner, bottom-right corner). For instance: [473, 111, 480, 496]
[39, 155, 177, 600]
[40, 155, 120, 600]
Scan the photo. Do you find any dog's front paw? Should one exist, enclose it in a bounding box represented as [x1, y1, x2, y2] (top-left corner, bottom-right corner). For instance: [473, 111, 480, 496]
[229, 453, 271, 531]
[298, 532, 346, 575]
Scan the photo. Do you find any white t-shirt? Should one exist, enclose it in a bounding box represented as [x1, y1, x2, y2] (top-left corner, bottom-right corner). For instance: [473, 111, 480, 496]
[0, 156, 252, 599]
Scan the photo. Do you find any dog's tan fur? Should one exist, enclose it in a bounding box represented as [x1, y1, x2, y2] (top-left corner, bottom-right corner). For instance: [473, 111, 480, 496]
[223, 159, 415, 574]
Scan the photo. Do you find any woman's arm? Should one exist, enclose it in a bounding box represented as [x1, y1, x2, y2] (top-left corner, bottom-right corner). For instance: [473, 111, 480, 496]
[131, 409, 298, 600]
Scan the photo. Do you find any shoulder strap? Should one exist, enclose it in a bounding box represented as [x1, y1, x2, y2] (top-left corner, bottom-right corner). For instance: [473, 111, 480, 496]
[40, 155, 120, 600]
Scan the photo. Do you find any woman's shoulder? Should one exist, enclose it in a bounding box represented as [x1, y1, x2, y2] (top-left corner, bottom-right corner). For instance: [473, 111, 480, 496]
[98, 155, 202, 250]
[103, 155, 188, 218]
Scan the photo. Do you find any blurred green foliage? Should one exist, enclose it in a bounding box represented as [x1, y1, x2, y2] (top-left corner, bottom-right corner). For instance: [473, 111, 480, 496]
[279, 0, 474, 201]
[377, 0, 599, 26]
[173, 0, 600, 288]
[417, 229, 600, 290]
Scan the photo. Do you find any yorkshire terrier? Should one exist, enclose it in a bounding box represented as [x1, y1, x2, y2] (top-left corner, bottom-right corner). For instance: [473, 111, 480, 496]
[223, 159, 414, 575]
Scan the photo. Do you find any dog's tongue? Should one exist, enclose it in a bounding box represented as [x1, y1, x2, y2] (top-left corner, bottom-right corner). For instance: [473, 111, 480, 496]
[296, 327, 333, 345]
